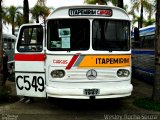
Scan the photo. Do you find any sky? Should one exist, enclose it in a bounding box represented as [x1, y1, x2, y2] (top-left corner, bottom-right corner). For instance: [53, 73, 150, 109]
[2, 0, 130, 8]
[2, 0, 130, 33]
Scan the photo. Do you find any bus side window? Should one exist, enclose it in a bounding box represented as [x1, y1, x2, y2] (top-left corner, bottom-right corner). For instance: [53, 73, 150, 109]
[141, 35, 154, 49]
[8, 38, 12, 50]
[11, 39, 15, 49]
[17, 25, 43, 52]
[3, 38, 8, 50]
[132, 40, 141, 49]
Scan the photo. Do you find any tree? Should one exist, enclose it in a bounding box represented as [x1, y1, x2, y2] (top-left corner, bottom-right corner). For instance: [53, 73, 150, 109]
[84, 0, 107, 5]
[128, 8, 140, 29]
[23, 0, 29, 24]
[84, 0, 124, 8]
[152, 0, 160, 102]
[30, 5, 51, 23]
[37, 0, 47, 6]
[143, 18, 155, 27]
[84, 0, 115, 5]
[130, 0, 154, 28]
[3, 6, 22, 35]
[15, 13, 23, 28]
[0, 0, 3, 85]
[117, 0, 124, 8]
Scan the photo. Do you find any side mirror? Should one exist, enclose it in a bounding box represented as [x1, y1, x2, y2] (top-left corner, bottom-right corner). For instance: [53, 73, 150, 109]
[134, 27, 140, 41]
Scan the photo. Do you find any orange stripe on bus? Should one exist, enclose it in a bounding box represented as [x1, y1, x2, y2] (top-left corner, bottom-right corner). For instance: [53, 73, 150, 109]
[78, 55, 131, 68]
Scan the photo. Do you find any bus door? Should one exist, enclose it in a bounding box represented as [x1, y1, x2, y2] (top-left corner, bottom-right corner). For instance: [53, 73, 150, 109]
[15, 24, 46, 97]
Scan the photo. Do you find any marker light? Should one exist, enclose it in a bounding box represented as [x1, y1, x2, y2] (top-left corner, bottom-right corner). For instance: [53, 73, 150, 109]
[117, 69, 130, 77]
[51, 70, 65, 78]
[97, 10, 112, 16]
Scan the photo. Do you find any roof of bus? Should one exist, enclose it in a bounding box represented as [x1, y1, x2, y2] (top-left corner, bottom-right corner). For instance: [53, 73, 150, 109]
[2, 33, 17, 40]
[131, 25, 155, 38]
[139, 24, 155, 36]
[47, 5, 130, 21]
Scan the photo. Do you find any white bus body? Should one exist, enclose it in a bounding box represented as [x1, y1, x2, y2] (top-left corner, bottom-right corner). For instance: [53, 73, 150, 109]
[15, 5, 133, 99]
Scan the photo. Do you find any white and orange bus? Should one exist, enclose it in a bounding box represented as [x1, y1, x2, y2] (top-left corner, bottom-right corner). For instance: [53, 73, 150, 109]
[15, 5, 132, 99]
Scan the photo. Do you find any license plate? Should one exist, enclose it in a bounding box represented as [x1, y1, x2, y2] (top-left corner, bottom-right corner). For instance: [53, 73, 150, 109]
[83, 89, 100, 96]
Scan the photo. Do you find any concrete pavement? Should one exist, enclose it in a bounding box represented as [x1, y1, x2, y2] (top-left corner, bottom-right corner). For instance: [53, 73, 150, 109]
[0, 78, 160, 120]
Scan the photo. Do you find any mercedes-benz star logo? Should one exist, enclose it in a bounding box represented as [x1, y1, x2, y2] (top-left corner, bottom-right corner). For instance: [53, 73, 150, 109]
[86, 69, 97, 80]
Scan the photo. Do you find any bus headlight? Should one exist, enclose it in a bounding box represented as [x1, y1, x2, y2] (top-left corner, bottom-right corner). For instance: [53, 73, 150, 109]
[51, 70, 65, 78]
[117, 69, 130, 77]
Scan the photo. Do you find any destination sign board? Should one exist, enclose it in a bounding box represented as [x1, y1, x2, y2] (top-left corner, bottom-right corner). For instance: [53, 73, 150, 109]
[69, 8, 112, 17]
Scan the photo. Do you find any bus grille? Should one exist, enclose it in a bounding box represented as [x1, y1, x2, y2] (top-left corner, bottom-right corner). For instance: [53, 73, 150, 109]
[66, 69, 117, 81]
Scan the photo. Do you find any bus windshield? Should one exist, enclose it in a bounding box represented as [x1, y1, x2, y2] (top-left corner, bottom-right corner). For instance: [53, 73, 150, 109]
[93, 19, 130, 51]
[47, 19, 90, 51]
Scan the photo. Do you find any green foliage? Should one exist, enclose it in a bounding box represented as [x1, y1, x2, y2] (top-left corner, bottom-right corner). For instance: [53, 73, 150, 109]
[2, 5, 22, 34]
[30, 5, 52, 23]
[143, 18, 155, 27]
[3, 6, 22, 23]
[84, 0, 107, 5]
[133, 98, 160, 111]
[15, 13, 23, 28]
[37, 0, 47, 6]
[130, 0, 155, 28]
[131, 0, 155, 13]
[84, 0, 118, 5]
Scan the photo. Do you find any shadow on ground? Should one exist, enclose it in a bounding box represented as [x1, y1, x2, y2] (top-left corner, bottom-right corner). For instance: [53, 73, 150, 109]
[47, 97, 123, 111]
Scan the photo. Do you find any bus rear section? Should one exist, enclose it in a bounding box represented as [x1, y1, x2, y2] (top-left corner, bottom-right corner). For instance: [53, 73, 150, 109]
[2, 33, 17, 75]
[132, 25, 155, 83]
[15, 5, 133, 99]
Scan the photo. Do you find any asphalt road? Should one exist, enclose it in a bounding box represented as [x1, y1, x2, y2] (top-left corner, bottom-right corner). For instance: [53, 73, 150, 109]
[0, 78, 160, 120]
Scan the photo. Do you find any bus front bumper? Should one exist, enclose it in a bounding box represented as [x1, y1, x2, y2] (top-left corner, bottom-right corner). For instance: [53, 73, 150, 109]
[46, 84, 133, 99]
